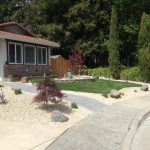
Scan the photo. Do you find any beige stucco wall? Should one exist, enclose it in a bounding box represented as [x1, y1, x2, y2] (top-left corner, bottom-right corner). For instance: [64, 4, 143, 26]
[0, 39, 7, 81]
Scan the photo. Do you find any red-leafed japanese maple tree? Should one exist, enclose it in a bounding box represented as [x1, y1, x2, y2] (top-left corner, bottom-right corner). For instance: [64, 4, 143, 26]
[69, 48, 85, 75]
[34, 78, 63, 106]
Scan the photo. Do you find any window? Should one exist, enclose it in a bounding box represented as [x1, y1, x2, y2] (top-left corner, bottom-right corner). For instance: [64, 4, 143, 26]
[24, 45, 36, 64]
[37, 47, 47, 65]
[8, 43, 23, 64]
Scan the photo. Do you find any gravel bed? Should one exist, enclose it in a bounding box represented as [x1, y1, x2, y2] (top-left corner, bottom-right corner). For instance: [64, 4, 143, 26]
[0, 87, 92, 127]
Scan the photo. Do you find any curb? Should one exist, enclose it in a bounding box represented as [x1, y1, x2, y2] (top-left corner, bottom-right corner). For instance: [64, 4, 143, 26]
[121, 107, 150, 150]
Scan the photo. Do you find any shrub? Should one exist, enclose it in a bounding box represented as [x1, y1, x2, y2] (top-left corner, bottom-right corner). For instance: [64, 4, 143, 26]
[138, 13, 150, 82]
[0, 85, 6, 104]
[87, 67, 111, 78]
[108, 6, 121, 79]
[69, 48, 85, 75]
[34, 77, 63, 106]
[71, 103, 78, 109]
[120, 67, 142, 81]
[139, 46, 150, 82]
[12, 88, 22, 95]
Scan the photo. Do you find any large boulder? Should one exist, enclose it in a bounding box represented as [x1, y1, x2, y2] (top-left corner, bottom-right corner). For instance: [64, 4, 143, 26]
[51, 110, 69, 122]
[20, 77, 29, 83]
[109, 89, 121, 99]
[140, 85, 149, 91]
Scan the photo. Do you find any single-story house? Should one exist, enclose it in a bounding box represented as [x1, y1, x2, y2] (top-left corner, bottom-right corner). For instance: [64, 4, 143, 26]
[0, 22, 60, 81]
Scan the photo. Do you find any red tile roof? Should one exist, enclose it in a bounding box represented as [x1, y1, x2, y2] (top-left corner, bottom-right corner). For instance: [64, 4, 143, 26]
[0, 22, 60, 47]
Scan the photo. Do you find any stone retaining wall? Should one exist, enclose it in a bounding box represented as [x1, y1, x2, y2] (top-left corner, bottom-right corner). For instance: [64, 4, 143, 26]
[4, 64, 50, 78]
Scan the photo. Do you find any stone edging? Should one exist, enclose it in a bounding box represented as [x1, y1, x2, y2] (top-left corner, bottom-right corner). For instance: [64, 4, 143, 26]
[121, 108, 150, 150]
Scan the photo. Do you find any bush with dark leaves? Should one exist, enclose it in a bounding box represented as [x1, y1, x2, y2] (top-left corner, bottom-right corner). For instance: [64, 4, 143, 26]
[34, 78, 63, 106]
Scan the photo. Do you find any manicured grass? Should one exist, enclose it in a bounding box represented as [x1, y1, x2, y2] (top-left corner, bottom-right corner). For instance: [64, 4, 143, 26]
[31, 78, 141, 94]
[31, 75, 57, 84]
[31, 78, 42, 84]
[57, 80, 141, 94]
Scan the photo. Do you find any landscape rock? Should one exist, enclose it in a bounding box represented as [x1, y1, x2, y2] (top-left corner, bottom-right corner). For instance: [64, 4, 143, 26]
[20, 77, 29, 83]
[51, 110, 69, 122]
[140, 85, 149, 91]
[109, 89, 121, 99]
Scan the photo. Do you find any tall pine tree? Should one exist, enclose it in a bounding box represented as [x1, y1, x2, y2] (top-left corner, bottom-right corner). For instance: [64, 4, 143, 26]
[108, 6, 120, 79]
[138, 12, 150, 82]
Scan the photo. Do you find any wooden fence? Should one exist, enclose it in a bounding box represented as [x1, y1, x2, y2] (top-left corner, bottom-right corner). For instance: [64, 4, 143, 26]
[50, 55, 70, 77]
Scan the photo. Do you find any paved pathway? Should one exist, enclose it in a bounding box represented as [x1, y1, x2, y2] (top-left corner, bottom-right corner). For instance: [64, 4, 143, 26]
[0, 120, 67, 150]
[3, 82, 106, 112]
[131, 116, 150, 150]
[46, 95, 150, 150]
[5, 82, 37, 93]
[64, 94, 106, 111]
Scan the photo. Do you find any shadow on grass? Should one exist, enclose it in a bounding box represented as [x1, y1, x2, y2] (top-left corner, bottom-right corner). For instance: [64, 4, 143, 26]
[38, 103, 73, 114]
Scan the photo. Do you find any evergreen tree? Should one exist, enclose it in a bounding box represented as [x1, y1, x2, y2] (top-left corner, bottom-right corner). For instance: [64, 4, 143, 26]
[108, 6, 120, 79]
[138, 13, 150, 82]
[0, 0, 149, 68]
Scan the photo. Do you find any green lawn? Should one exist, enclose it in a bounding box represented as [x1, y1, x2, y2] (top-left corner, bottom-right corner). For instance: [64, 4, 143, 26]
[31, 78, 43, 84]
[31, 78, 141, 94]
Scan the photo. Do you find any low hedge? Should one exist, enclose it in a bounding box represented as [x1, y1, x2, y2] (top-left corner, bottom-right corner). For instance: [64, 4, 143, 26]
[87, 67, 112, 78]
[120, 67, 142, 81]
[87, 66, 142, 82]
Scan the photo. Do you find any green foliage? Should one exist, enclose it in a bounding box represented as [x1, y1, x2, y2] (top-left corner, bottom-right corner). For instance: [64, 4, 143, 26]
[87, 66, 142, 82]
[12, 88, 22, 95]
[138, 13, 150, 49]
[87, 67, 111, 78]
[38, 24, 64, 40]
[120, 67, 142, 81]
[108, 6, 121, 79]
[139, 46, 150, 82]
[138, 13, 150, 82]
[0, 0, 150, 68]
[71, 103, 78, 109]
[65, 0, 110, 64]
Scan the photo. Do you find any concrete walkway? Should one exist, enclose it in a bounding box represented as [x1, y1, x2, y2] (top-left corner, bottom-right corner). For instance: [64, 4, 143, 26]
[63, 94, 106, 111]
[3, 82, 106, 112]
[131, 116, 150, 150]
[4, 82, 37, 93]
[46, 94, 150, 150]
[0, 120, 67, 150]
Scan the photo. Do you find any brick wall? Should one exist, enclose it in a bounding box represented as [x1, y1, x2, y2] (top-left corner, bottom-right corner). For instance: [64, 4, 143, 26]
[4, 65, 50, 77]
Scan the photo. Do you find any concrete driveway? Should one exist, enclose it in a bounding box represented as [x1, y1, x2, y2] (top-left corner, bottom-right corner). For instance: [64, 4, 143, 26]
[131, 116, 150, 150]
[0, 120, 67, 150]
[46, 95, 150, 150]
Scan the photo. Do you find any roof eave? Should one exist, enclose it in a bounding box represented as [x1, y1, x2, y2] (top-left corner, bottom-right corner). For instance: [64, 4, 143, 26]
[0, 36, 60, 48]
[51, 43, 60, 48]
